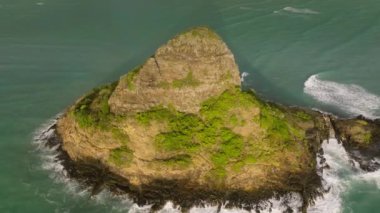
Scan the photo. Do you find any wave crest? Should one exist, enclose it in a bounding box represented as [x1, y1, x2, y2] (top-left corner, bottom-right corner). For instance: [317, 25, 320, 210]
[281, 7, 320, 15]
[304, 74, 380, 119]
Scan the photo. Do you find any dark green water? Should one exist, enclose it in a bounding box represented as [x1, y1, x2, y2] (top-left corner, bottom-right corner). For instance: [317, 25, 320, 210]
[1, 0, 379, 212]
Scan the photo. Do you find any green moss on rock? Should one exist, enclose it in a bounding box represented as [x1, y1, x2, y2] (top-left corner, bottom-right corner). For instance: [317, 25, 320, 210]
[295, 111, 313, 121]
[109, 146, 133, 166]
[172, 71, 200, 88]
[73, 82, 117, 128]
[133, 88, 306, 179]
[160, 154, 192, 168]
[120, 66, 141, 91]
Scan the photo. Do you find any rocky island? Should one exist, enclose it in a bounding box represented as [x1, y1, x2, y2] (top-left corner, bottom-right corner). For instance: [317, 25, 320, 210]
[45, 27, 380, 212]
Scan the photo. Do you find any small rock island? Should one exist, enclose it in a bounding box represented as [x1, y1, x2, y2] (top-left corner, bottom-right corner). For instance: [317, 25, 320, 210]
[50, 27, 380, 211]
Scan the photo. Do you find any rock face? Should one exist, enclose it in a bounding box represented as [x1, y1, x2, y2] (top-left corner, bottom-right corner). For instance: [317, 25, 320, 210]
[109, 27, 241, 114]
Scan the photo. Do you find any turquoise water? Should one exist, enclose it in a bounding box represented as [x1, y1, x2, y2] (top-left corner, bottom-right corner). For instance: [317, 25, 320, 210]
[1, 0, 380, 212]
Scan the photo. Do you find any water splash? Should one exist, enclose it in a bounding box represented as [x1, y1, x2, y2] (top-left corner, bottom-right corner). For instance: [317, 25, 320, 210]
[283, 7, 320, 15]
[308, 139, 353, 213]
[241, 72, 249, 82]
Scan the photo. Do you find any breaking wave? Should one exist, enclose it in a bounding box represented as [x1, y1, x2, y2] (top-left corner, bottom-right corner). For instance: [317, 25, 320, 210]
[118, 194, 304, 213]
[355, 158, 380, 188]
[304, 74, 380, 119]
[275, 7, 320, 15]
[33, 116, 91, 195]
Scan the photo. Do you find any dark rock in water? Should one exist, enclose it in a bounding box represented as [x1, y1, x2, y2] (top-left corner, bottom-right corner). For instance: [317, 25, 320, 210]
[331, 116, 380, 172]
[359, 159, 380, 172]
[319, 156, 326, 165]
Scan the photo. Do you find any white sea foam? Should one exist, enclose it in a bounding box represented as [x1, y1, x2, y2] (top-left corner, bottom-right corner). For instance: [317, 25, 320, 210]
[354, 157, 380, 188]
[308, 139, 353, 213]
[241, 72, 249, 82]
[304, 74, 380, 119]
[33, 116, 91, 195]
[280, 7, 320, 15]
[356, 169, 380, 189]
[128, 193, 304, 213]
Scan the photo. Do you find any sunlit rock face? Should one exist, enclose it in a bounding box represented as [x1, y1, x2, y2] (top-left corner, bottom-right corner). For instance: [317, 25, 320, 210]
[108, 27, 241, 114]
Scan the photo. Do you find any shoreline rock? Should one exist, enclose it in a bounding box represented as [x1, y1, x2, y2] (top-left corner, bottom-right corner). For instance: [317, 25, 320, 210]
[331, 116, 380, 171]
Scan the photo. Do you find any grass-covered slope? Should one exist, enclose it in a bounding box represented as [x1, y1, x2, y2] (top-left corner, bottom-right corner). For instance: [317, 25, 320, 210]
[135, 88, 309, 178]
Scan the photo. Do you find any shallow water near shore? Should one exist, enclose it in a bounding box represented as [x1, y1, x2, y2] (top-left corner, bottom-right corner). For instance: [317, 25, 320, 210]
[1, 0, 380, 212]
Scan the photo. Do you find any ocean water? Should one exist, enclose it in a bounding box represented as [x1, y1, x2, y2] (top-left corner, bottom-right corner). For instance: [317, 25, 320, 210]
[1, 0, 380, 212]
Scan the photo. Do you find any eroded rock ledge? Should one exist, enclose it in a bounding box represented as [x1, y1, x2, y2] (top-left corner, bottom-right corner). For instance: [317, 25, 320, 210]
[49, 27, 380, 212]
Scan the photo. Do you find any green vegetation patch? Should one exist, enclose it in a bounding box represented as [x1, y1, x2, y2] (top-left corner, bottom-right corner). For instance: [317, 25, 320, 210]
[155, 113, 204, 152]
[295, 111, 313, 121]
[109, 146, 133, 166]
[74, 83, 307, 179]
[259, 105, 290, 141]
[135, 88, 306, 179]
[211, 129, 244, 178]
[135, 89, 259, 178]
[362, 132, 372, 144]
[231, 155, 258, 172]
[258, 102, 304, 146]
[136, 106, 177, 126]
[357, 120, 369, 126]
[72, 82, 134, 165]
[158, 71, 201, 89]
[200, 87, 259, 124]
[120, 66, 141, 90]
[73, 82, 117, 128]
[172, 71, 200, 88]
[160, 154, 192, 168]
[111, 128, 130, 145]
[158, 81, 171, 89]
[185, 27, 220, 40]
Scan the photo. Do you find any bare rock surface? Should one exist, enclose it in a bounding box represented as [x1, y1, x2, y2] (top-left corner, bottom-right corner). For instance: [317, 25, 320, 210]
[109, 27, 241, 114]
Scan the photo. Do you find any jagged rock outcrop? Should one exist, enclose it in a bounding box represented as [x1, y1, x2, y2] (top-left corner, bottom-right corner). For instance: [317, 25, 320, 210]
[109, 27, 241, 114]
